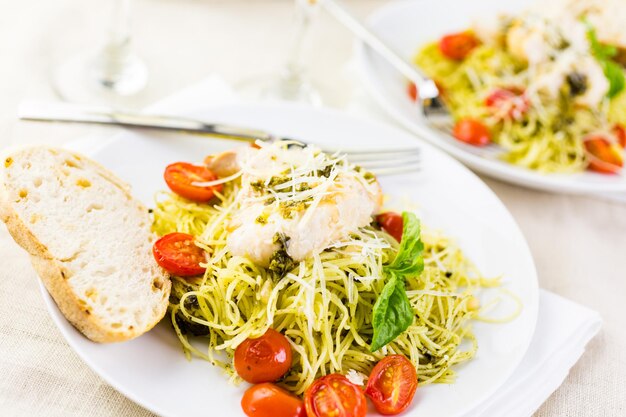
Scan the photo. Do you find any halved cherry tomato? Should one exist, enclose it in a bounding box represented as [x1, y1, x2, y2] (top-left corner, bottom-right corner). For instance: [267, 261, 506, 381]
[439, 32, 480, 60]
[234, 329, 293, 384]
[376, 212, 403, 242]
[153, 233, 206, 277]
[164, 162, 222, 202]
[408, 81, 445, 102]
[612, 124, 626, 148]
[453, 118, 491, 146]
[407, 82, 418, 101]
[365, 355, 418, 415]
[584, 135, 624, 174]
[485, 87, 529, 119]
[305, 374, 367, 417]
[241, 383, 306, 417]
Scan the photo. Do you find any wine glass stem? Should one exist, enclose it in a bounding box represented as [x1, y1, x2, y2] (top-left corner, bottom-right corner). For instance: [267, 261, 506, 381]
[284, 0, 315, 78]
[108, 0, 132, 47]
[96, 0, 134, 87]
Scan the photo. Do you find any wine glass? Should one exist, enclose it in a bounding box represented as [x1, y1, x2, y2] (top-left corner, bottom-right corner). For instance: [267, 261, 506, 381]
[52, 0, 148, 105]
[237, 0, 322, 105]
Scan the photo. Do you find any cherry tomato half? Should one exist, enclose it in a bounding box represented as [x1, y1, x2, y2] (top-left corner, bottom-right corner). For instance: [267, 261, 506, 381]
[234, 329, 293, 384]
[365, 355, 418, 415]
[241, 383, 306, 417]
[305, 374, 367, 417]
[485, 87, 529, 119]
[612, 124, 626, 148]
[153, 233, 206, 277]
[164, 162, 222, 202]
[453, 118, 491, 146]
[408, 81, 445, 102]
[439, 32, 480, 60]
[584, 135, 624, 174]
[408, 82, 418, 101]
[377, 212, 403, 242]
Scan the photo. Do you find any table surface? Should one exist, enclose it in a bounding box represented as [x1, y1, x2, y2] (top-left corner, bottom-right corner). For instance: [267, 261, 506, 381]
[1, 1, 624, 416]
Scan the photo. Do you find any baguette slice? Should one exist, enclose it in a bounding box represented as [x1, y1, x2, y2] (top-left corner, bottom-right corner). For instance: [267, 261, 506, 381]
[0, 146, 171, 342]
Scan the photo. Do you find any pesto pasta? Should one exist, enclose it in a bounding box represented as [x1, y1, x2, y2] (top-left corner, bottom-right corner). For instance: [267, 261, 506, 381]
[414, 14, 626, 174]
[153, 178, 499, 395]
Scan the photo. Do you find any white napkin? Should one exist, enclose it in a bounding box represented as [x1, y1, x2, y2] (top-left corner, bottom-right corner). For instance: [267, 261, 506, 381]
[466, 291, 601, 417]
[68, 76, 603, 417]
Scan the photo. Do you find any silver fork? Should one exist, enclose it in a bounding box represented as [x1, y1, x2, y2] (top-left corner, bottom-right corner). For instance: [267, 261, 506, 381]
[322, 0, 511, 161]
[18, 100, 421, 176]
[321, 0, 454, 133]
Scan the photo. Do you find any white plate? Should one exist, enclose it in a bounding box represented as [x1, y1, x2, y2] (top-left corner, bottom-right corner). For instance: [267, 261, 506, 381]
[355, 0, 626, 195]
[42, 102, 538, 417]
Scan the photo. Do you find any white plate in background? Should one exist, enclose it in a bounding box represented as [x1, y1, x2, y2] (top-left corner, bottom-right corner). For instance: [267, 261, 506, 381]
[355, 0, 626, 194]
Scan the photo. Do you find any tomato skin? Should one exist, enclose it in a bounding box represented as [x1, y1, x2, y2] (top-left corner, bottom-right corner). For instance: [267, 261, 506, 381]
[584, 135, 624, 174]
[376, 212, 404, 242]
[152, 233, 206, 277]
[453, 118, 491, 146]
[408, 82, 418, 101]
[305, 374, 367, 417]
[485, 87, 529, 119]
[241, 383, 306, 417]
[439, 32, 480, 60]
[365, 355, 418, 415]
[164, 162, 222, 202]
[235, 329, 293, 384]
[613, 124, 626, 148]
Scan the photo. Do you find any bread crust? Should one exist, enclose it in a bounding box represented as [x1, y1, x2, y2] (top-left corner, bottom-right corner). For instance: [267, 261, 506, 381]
[0, 145, 171, 343]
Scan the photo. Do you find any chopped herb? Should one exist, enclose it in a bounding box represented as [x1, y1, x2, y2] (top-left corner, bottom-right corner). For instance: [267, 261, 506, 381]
[269, 233, 294, 276]
[316, 165, 333, 178]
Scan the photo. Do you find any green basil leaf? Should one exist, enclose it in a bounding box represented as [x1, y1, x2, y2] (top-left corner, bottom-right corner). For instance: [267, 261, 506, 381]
[603, 60, 626, 99]
[587, 25, 617, 60]
[370, 211, 424, 351]
[384, 212, 424, 279]
[586, 22, 625, 98]
[370, 275, 414, 352]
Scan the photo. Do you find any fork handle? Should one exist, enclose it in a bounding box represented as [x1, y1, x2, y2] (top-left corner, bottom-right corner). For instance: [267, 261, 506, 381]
[322, 0, 439, 100]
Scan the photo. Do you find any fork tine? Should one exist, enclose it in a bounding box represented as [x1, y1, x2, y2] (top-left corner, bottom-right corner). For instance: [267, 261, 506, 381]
[354, 155, 421, 169]
[370, 165, 421, 176]
[343, 149, 421, 162]
[340, 147, 421, 155]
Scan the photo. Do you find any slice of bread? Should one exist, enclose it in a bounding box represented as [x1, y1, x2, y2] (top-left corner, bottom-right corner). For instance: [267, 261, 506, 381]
[0, 146, 171, 342]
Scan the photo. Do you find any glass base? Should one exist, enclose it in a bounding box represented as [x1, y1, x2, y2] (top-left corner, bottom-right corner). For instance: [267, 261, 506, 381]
[52, 51, 148, 105]
[236, 71, 322, 106]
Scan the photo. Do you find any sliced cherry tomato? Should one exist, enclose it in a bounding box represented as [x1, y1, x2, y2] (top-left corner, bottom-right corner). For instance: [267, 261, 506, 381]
[439, 32, 480, 60]
[152, 233, 206, 277]
[164, 162, 222, 202]
[408, 81, 445, 102]
[584, 135, 624, 174]
[241, 383, 306, 417]
[376, 212, 403, 242]
[234, 329, 293, 384]
[485, 87, 529, 119]
[365, 355, 418, 415]
[305, 374, 367, 417]
[407, 82, 418, 101]
[453, 118, 491, 146]
[612, 124, 626, 148]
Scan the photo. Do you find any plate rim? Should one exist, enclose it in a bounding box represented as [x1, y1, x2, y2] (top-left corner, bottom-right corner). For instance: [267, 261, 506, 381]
[354, 0, 626, 195]
[40, 101, 539, 417]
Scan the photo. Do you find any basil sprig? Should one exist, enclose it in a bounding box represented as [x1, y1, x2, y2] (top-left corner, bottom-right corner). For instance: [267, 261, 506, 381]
[370, 212, 424, 351]
[587, 24, 625, 99]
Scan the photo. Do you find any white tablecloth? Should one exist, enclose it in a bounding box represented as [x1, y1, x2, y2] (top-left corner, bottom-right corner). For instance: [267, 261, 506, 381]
[0, 1, 625, 416]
